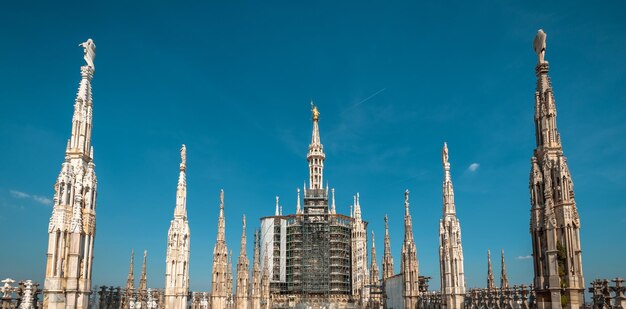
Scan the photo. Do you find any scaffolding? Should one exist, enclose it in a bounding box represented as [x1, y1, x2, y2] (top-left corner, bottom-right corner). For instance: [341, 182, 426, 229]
[282, 188, 353, 301]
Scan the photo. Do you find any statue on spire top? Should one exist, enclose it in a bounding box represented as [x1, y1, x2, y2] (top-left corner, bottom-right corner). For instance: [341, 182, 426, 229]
[442, 142, 449, 166]
[180, 144, 187, 166]
[533, 29, 547, 64]
[311, 101, 320, 120]
[79, 39, 96, 69]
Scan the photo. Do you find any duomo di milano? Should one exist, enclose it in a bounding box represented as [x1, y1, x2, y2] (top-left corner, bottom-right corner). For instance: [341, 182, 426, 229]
[5, 29, 623, 309]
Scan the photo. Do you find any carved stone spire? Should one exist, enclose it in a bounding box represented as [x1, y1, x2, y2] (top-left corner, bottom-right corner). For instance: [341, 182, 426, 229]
[250, 230, 261, 309]
[235, 216, 249, 309]
[261, 243, 271, 309]
[370, 231, 382, 307]
[121, 250, 136, 309]
[164, 145, 190, 309]
[487, 250, 495, 290]
[307, 101, 325, 189]
[138, 250, 148, 295]
[501, 249, 509, 289]
[439, 142, 466, 309]
[211, 190, 229, 309]
[382, 214, 395, 280]
[126, 250, 135, 291]
[529, 29, 584, 309]
[275, 196, 279, 216]
[45, 39, 98, 309]
[401, 190, 420, 308]
[351, 192, 368, 303]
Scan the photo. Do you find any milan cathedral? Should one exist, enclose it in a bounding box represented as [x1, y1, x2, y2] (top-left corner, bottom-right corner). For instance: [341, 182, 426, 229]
[21, 28, 604, 309]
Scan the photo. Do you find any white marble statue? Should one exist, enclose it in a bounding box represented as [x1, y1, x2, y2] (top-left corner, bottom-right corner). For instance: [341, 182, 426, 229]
[79, 39, 96, 69]
[1, 278, 15, 298]
[533, 29, 547, 63]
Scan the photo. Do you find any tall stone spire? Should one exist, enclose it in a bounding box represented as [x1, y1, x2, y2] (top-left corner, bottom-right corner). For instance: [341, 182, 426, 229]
[261, 243, 271, 309]
[235, 216, 249, 309]
[401, 190, 420, 309]
[211, 190, 229, 309]
[250, 230, 261, 309]
[307, 102, 325, 189]
[501, 249, 509, 289]
[44, 38, 98, 309]
[351, 193, 369, 304]
[382, 215, 395, 280]
[275, 196, 280, 216]
[139, 251, 148, 291]
[164, 145, 191, 309]
[439, 143, 466, 309]
[370, 231, 382, 307]
[487, 250, 495, 291]
[126, 250, 135, 292]
[529, 29, 584, 309]
[121, 250, 135, 309]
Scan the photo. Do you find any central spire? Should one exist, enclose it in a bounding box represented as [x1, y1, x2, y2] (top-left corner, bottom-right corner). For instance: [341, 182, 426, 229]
[442, 142, 456, 216]
[307, 101, 325, 189]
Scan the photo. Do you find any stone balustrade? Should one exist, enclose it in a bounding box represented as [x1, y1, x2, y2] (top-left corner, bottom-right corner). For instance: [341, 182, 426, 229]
[0, 279, 41, 309]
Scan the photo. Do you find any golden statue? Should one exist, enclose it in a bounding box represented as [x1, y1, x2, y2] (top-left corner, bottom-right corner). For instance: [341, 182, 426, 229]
[311, 101, 320, 120]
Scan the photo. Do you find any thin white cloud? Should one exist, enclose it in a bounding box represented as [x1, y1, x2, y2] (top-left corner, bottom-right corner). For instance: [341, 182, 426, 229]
[10, 190, 29, 199]
[468, 163, 480, 172]
[9, 190, 52, 206]
[516, 255, 532, 260]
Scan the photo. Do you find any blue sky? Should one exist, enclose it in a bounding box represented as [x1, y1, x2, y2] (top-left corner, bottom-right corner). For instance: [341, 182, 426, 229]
[0, 0, 624, 292]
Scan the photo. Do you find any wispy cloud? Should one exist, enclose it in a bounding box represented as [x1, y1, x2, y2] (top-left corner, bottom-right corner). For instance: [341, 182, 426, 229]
[516, 255, 532, 260]
[342, 88, 387, 115]
[9, 190, 52, 206]
[468, 163, 480, 172]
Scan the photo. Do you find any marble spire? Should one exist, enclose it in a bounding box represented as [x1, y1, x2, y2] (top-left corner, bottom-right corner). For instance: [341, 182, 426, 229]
[370, 231, 382, 307]
[164, 145, 191, 309]
[121, 250, 135, 309]
[211, 190, 229, 309]
[501, 249, 509, 289]
[235, 216, 249, 309]
[45, 39, 98, 309]
[487, 250, 495, 290]
[307, 102, 325, 189]
[382, 214, 395, 280]
[529, 29, 585, 309]
[250, 230, 261, 309]
[439, 143, 466, 309]
[139, 250, 148, 291]
[126, 250, 135, 292]
[261, 243, 271, 309]
[401, 190, 420, 309]
[351, 192, 368, 303]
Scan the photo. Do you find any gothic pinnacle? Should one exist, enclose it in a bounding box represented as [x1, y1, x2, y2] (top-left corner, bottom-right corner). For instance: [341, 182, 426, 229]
[487, 249, 495, 290]
[501, 249, 509, 289]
